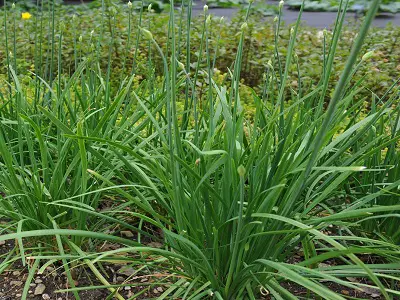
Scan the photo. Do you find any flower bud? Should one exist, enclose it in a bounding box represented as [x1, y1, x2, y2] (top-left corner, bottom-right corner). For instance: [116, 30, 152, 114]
[290, 27, 294, 35]
[241, 22, 248, 32]
[12, 3, 15, 9]
[90, 30, 94, 37]
[203, 4, 208, 12]
[273, 16, 278, 23]
[220, 16, 224, 23]
[323, 28, 327, 36]
[79, 35, 83, 42]
[148, 3, 152, 12]
[109, 7, 117, 16]
[237, 165, 246, 177]
[279, 0, 284, 8]
[140, 27, 153, 40]
[128, 1, 132, 8]
[206, 15, 211, 26]
[178, 61, 185, 71]
[362, 50, 374, 61]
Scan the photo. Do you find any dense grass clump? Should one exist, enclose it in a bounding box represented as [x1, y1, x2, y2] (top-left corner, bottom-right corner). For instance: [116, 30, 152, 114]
[0, 0, 399, 299]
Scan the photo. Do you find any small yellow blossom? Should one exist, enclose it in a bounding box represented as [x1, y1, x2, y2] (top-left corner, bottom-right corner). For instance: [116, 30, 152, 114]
[21, 12, 32, 20]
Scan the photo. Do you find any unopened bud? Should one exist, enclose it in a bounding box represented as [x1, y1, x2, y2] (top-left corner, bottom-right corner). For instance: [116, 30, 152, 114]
[362, 50, 374, 61]
[12, 3, 15, 9]
[109, 7, 117, 16]
[237, 165, 246, 177]
[90, 30, 94, 37]
[79, 35, 83, 42]
[203, 4, 208, 12]
[178, 61, 185, 70]
[323, 28, 327, 36]
[148, 3, 152, 12]
[290, 27, 294, 35]
[274, 16, 278, 23]
[195, 158, 200, 165]
[279, 0, 284, 8]
[220, 16, 224, 23]
[241, 22, 248, 32]
[140, 27, 153, 40]
[128, 1, 132, 8]
[206, 15, 211, 26]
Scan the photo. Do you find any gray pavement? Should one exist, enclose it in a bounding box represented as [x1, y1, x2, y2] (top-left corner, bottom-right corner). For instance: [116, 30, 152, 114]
[191, 1, 400, 28]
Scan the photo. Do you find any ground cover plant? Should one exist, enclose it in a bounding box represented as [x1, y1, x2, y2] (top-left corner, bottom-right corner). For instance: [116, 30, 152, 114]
[1, 2, 400, 102]
[0, 0, 400, 299]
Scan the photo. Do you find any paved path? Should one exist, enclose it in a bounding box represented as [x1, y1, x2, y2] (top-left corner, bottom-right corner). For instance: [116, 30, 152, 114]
[191, 1, 400, 28]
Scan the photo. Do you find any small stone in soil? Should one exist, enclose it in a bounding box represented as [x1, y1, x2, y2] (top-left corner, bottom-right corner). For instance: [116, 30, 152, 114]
[10, 280, 23, 286]
[117, 276, 125, 282]
[120, 230, 134, 238]
[34, 283, 46, 295]
[42, 294, 50, 300]
[12, 270, 21, 276]
[30, 283, 36, 287]
[124, 286, 131, 290]
[153, 288, 159, 294]
[147, 242, 163, 248]
[157, 287, 164, 292]
[35, 279, 43, 284]
[0, 241, 5, 246]
[117, 266, 135, 277]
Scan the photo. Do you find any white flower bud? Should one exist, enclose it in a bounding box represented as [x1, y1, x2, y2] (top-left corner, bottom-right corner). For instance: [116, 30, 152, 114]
[79, 35, 83, 42]
[148, 3, 152, 12]
[12, 3, 15, 9]
[220, 16, 224, 23]
[274, 16, 278, 23]
[279, 0, 284, 8]
[203, 4, 208, 12]
[128, 1, 132, 8]
[241, 22, 248, 32]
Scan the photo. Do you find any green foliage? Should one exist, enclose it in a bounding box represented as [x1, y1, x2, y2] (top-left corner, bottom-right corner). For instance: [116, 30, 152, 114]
[0, 0, 399, 298]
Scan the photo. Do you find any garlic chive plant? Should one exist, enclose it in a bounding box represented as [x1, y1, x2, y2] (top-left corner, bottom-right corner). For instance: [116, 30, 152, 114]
[0, 0, 400, 298]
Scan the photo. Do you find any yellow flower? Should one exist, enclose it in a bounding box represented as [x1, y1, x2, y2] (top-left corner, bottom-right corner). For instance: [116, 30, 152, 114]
[21, 12, 32, 20]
